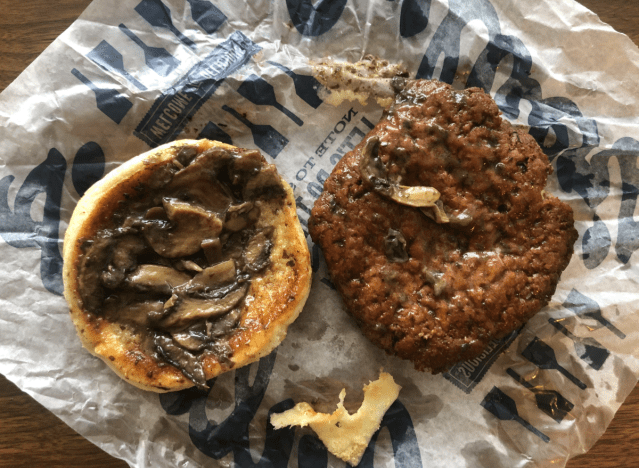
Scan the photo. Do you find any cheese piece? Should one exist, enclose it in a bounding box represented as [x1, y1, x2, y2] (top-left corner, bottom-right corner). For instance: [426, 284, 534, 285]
[270, 371, 401, 466]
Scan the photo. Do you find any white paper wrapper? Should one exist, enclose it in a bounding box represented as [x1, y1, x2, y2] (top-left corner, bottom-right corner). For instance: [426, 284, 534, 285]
[2, 0, 639, 466]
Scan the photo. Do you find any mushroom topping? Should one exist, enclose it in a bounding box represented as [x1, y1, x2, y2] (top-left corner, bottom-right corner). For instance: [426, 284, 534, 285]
[161, 283, 249, 328]
[75, 143, 287, 389]
[144, 206, 167, 221]
[444, 208, 471, 226]
[175, 145, 198, 166]
[170, 179, 232, 214]
[224, 202, 261, 232]
[242, 165, 285, 200]
[185, 259, 236, 293]
[99, 236, 147, 289]
[78, 237, 114, 310]
[360, 137, 445, 218]
[384, 228, 409, 263]
[422, 269, 447, 296]
[170, 323, 209, 352]
[117, 300, 166, 326]
[111, 236, 147, 270]
[421, 200, 450, 224]
[208, 308, 243, 339]
[144, 198, 223, 258]
[231, 150, 263, 180]
[100, 293, 167, 326]
[125, 264, 191, 294]
[170, 146, 232, 184]
[155, 335, 208, 390]
[201, 238, 223, 264]
[391, 185, 441, 208]
[243, 229, 273, 272]
[176, 260, 204, 273]
[100, 264, 126, 290]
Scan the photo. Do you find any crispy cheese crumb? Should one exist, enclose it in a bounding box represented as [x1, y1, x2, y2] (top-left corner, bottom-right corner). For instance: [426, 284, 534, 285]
[311, 55, 408, 108]
[270, 371, 401, 466]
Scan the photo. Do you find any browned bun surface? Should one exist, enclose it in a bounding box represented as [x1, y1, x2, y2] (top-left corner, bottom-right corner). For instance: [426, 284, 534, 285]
[309, 80, 577, 373]
[63, 139, 311, 392]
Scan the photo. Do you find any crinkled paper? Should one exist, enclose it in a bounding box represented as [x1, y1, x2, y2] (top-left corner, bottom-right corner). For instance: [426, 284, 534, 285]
[1, 0, 639, 466]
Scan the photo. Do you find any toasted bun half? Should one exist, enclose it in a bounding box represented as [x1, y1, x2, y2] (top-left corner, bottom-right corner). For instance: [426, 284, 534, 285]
[63, 139, 311, 392]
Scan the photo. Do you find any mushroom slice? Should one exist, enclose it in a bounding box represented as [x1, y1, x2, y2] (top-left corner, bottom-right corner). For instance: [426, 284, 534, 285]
[155, 335, 208, 390]
[112, 236, 147, 269]
[166, 148, 235, 212]
[359, 137, 386, 188]
[168, 179, 232, 214]
[187, 259, 236, 292]
[169, 146, 231, 188]
[101, 264, 126, 289]
[225, 202, 260, 232]
[105, 299, 165, 327]
[164, 294, 178, 309]
[242, 165, 285, 200]
[231, 150, 263, 177]
[360, 137, 445, 217]
[208, 308, 243, 338]
[145, 206, 168, 220]
[446, 208, 472, 226]
[422, 269, 447, 296]
[126, 265, 191, 294]
[202, 238, 223, 264]
[384, 229, 408, 263]
[390, 185, 440, 207]
[99, 236, 147, 289]
[161, 283, 249, 328]
[171, 332, 206, 352]
[176, 260, 204, 273]
[175, 145, 198, 166]
[144, 198, 223, 258]
[170, 324, 209, 352]
[243, 230, 273, 273]
[421, 200, 450, 224]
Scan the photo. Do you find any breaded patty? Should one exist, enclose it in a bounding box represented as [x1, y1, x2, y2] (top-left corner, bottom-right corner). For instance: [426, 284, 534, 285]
[309, 80, 577, 373]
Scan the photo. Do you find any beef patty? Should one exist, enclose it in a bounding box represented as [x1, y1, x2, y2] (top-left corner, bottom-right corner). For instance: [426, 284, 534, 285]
[309, 80, 578, 373]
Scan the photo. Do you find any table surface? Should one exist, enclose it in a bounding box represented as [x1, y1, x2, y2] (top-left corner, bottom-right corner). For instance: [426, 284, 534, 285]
[1, 0, 639, 467]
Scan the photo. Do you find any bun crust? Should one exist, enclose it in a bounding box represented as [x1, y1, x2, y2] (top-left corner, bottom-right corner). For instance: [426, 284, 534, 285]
[63, 139, 311, 392]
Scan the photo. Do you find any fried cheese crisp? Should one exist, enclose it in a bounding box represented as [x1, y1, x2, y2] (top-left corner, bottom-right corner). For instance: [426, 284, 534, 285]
[312, 55, 408, 108]
[270, 371, 401, 466]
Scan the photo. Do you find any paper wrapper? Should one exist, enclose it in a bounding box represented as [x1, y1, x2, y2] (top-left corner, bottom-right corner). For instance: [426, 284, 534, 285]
[1, 0, 639, 466]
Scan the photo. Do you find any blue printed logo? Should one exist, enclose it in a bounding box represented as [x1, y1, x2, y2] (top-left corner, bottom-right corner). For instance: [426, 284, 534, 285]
[558, 137, 639, 267]
[136, 0, 197, 49]
[119, 23, 181, 77]
[134, 31, 260, 147]
[187, 0, 227, 34]
[286, 0, 348, 37]
[481, 289, 624, 442]
[416, 0, 501, 84]
[71, 69, 133, 124]
[444, 330, 519, 394]
[160, 352, 296, 465]
[88, 40, 149, 91]
[412, 0, 599, 165]
[399, 0, 430, 38]
[0, 143, 105, 295]
[159, 351, 423, 467]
